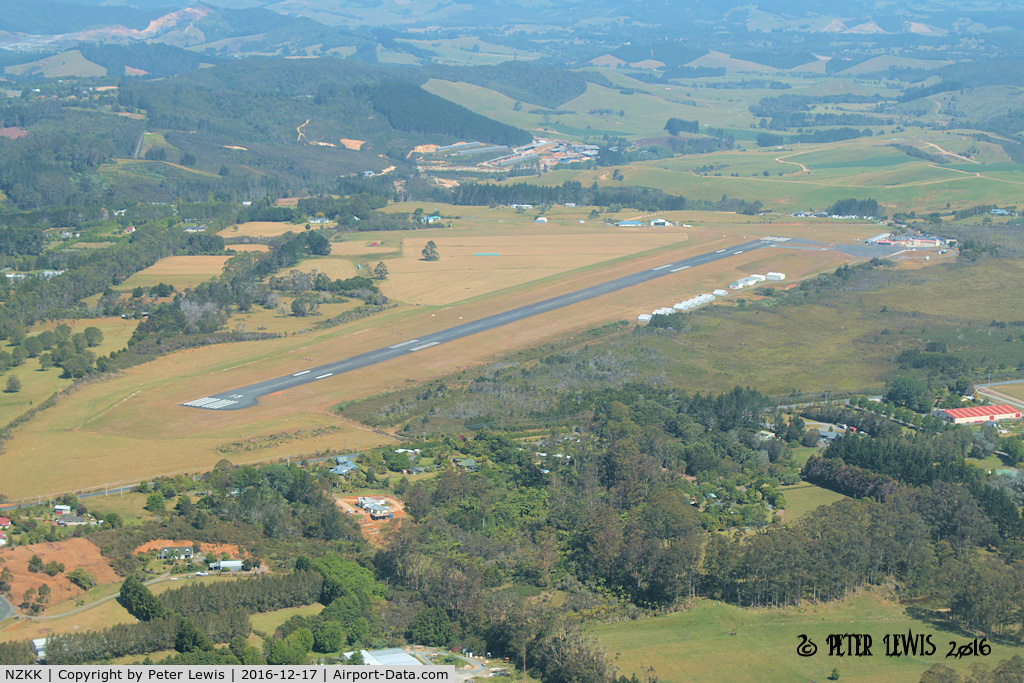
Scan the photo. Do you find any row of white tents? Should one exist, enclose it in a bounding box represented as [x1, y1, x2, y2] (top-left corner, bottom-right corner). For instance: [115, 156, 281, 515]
[638, 290, 729, 322]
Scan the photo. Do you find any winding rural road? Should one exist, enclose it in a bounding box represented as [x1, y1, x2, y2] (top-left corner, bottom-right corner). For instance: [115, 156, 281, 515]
[183, 236, 808, 411]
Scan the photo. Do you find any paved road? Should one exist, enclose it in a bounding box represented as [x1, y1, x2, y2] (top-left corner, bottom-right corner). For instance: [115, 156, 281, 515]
[0, 595, 13, 622]
[184, 236, 804, 411]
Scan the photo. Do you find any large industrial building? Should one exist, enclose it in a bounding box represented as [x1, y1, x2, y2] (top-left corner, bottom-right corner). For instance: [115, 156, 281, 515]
[936, 404, 1022, 425]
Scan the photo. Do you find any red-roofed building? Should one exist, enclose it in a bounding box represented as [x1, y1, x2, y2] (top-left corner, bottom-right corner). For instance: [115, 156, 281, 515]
[936, 404, 1022, 425]
[0, 516, 10, 528]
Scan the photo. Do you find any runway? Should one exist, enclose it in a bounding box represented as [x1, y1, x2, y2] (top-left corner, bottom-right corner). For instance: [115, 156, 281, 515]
[184, 235, 799, 411]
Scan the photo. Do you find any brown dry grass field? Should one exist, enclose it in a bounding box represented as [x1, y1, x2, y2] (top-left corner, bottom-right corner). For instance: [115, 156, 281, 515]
[114, 255, 231, 292]
[979, 383, 1024, 405]
[329, 238, 399, 256]
[0, 538, 120, 610]
[288, 257, 358, 280]
[0, 216, 893, 496]
[219, 222, 309, 239]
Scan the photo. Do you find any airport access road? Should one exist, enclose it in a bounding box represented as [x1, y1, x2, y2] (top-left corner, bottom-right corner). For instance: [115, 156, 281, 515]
[183, 236, 797, 411]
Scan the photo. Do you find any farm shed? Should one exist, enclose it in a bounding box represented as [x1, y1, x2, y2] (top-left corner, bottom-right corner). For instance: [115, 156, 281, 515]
[766, 272, 786, 281]
[210, 560, 244, 571]
[936, 405, 1021, 425]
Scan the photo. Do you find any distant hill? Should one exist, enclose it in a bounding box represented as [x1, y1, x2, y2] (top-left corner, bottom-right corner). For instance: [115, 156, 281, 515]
[0, 0, 162, 34]
[4, 50, 106, 78]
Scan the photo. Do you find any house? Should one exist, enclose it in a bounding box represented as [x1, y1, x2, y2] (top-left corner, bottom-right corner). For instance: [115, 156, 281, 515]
[330, 456, 359, 476]
[453, 458, 478, 472]
[0, 531, 6, 546]
[991, 208, 1010, 216]
[364, 503, 393, 520]
[53, 504, 72, 516]
[124, 226, 136, 234]
[357, 496, 386, 508]
[0, 516, 10, 529]
[57, 515, 91, 527]
[158, 546, 194, 560]
[421, 215, 442, 224]
[210, 560, 244, 571]
[308, 217, 330, 225]
[616, 220, 643, 227]
[32, 638, 46, 661]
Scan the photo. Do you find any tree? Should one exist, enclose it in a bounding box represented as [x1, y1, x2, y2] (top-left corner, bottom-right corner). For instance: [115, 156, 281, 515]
[421, 240, 440, 261]
[23, 337, 43, 358]
[373, 262, 388, 280]
[36, 584, 51, 604]
[175, 616, 214, 653]
[313, 621, 345, 653]
[885, 376, 929, 412]
[407, 606, 452, 646]
[0, 566, 13, 594]
[83, 327, 103, 347]
[27, 555, 43, 573]
[118, 574, 166, 621]
[405, 482, 431, 521]
[4, 376, 20, 393]
[145, 491, 166, 513]
[67, 569, 96, 590]
[180, 153, 196, 166]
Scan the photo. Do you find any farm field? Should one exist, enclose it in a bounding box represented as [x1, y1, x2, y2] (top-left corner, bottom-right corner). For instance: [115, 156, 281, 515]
[113, 255, 231, 292]
[477, 130, 1024, 214]
[994, 383, 1024, 402]
[0, 215, 911, 497]
[84, 491, 153, 525]
[0, 588, 135, 644]
[0, 316, 140, 427]
[220, 222, 312, 239]
[778, 482, 847, 522]
[289, 256, 358, 281]
[590, 591, 1024, 682]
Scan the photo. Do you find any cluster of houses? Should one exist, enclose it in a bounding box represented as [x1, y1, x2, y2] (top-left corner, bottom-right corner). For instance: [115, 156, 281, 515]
[53, 504, 95, 528]
[790, 211, 876, 220]
[0, 516, 10, 546]
[155, 544, 245, 571]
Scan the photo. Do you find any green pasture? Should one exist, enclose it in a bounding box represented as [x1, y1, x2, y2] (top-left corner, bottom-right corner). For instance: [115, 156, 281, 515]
[778, 482, 846, 521]
[483, 134, 1024, 213]
[591, 591, 1024, 682]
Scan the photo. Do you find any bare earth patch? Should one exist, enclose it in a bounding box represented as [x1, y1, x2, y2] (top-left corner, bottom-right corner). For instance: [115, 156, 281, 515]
[1, 538, 120, 609]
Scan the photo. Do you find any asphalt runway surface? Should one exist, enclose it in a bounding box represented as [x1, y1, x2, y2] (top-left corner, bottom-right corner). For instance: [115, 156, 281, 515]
[184, 236, 807, 411]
